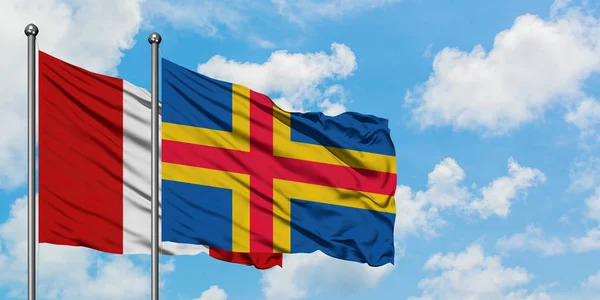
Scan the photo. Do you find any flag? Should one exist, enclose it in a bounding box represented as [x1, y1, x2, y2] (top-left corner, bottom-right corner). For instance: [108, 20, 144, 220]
[161, 59, 397, 266]
[38, 51, 282, 269]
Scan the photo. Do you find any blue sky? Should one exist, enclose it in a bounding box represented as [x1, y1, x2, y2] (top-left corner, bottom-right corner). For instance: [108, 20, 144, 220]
[1, 0, 600, 299]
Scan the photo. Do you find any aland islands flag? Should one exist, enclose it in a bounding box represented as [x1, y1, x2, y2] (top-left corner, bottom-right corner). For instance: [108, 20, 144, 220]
[161, 59, 397, 266]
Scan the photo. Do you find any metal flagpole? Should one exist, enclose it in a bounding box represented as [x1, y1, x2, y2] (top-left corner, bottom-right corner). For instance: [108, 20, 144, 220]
[148, 32, 162, 300]
[24, 23, 39, 300]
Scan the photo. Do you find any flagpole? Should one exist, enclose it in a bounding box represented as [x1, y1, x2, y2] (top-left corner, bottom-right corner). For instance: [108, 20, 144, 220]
[24, 23, 39, 300]
[148, 32, 162, 300]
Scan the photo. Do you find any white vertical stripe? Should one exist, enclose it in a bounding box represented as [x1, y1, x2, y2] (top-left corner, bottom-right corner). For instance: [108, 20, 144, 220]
[122, 80, 208, 255]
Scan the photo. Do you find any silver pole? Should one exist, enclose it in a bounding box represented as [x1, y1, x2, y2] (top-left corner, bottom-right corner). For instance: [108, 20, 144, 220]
[24, 23, 38, 300]
[148, 32, 162, 300]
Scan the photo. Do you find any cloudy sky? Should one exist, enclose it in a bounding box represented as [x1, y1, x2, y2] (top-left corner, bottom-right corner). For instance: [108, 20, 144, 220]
[1, 0, 600, 299]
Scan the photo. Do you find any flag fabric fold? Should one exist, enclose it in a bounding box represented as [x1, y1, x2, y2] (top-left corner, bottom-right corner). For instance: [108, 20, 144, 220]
[38, 51, 282, 269]
[161, 58, 397, 267]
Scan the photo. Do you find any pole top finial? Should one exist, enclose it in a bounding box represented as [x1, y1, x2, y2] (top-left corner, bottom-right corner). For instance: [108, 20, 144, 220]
[24, 23, 39, 37]
[148, 32, 162, 44]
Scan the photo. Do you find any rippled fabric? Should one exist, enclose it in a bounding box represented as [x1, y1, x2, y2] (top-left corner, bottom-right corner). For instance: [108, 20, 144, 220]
[161, 58, 397, 267]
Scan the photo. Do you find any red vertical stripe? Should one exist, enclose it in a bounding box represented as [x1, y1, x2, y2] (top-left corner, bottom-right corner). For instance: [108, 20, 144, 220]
[248, 90, 275, 252]
[39, 51, 124, 254]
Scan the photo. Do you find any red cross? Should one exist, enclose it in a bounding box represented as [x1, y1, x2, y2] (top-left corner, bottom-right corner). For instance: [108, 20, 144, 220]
[162, 90, 396, 252]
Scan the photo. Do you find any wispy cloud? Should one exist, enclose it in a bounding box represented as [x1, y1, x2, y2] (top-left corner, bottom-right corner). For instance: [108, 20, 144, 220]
[272, 0, 403, 25]
[423, 44, 433, 58]
[248, 35, 277, 49]
[395, 157, 545, 239]
[496, 225, 567, 256]
[569, 156, 600, 192]
[143, 0, 404, 47]
[409, 243, 544, 300]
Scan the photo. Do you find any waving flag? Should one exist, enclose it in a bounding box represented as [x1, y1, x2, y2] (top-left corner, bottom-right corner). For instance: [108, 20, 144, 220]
[38, 51, 282, 269]
[161, 59, 397, 266]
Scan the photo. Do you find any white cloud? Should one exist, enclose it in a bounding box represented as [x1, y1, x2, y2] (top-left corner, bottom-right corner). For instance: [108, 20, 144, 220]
[520, 271, 600, 300]
[143, 0, 280, 48]
[423, 44, 434, 58]
[194, 285, 228, 300]
[468, 158, 546, 218]
[496, 225, 566, 256]
[394, 185, 445, 238]
[260, 251, 393, 300]
[565, 98, 600, 130]
[197, 43, 357, 113]
[585, 188, 600, 222]
[396, 157, 545, 238]
[409, 243, 541, 300]
[318, 99, 347, 116]
[406, 5, 600, 135]
[0, 0, 144, 189]
[394, 157, 467, 238]
[570, 186, 600, 253]
[422, 157, 470, 209]
[160, 258, 176, 274]
[317, 85, 348, 116]
[159, 258, 176, 288]
[496, 188, 600, 255]
[73, 257, 149, 299]
[272, 0, 402, 24]
[551, 0, 574, 17]
[565, 97, 600, 144]
[569, 156, 600, 192]
[515, 270, 600, 300]
[248, 35, 277, 49]
[581, 270, 600, 290]
[504, 290, 552, 300]
[0, 196, 151, 299]
[571, 227, 600, 252]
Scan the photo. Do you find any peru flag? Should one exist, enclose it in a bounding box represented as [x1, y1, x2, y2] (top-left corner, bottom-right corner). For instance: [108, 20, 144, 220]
[38, 51, 282, 269]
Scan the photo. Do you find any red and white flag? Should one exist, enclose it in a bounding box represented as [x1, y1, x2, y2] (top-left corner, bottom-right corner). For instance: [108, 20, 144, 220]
[38, 51, 282, 269]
